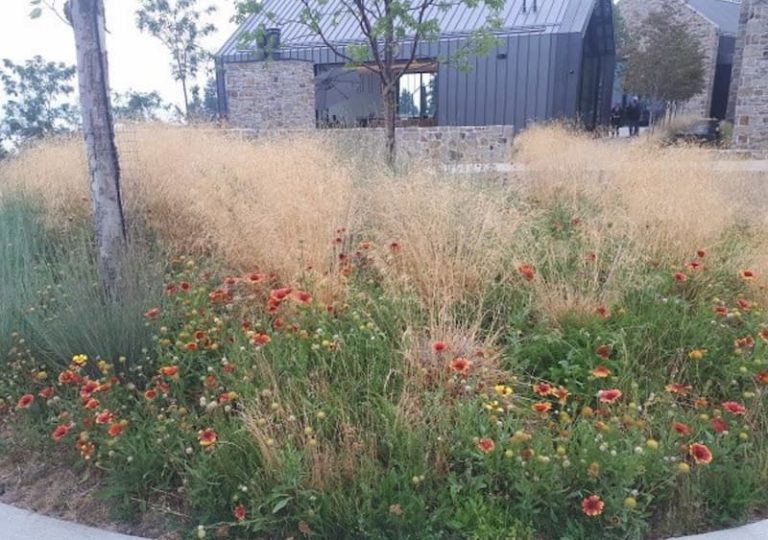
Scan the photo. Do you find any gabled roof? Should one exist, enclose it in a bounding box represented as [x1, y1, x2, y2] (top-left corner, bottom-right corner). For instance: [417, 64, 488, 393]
[686, 0, 741, 35]
[217, 0, 600, 60]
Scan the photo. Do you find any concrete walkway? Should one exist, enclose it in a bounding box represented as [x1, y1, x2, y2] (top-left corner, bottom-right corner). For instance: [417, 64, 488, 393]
[669, 520, 768, 540]
[0, 503, 148, 540]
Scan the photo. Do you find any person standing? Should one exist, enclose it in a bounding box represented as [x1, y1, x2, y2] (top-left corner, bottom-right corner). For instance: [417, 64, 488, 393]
[626, 98, 641, 137]
[610, 104, 623, 137]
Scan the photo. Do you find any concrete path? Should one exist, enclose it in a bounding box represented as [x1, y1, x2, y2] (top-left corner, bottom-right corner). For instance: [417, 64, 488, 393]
[668, 520, 768, 540]
[0, 503, 149, 540]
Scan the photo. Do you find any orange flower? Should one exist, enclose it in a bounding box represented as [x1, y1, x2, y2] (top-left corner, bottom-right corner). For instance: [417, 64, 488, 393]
[759, 328, 768, 343]
[689, 442, 713, 465]
[693, 397, 709, 410]
[673, 422, 693, 436]
[58, 370, 82, 385]
[517, 264, 536, 282]
[532, 382, 554, 397]
[592, 366, 611, 378]
[185, 342, 198, 351]
[734, 336, 755, 349]
[83, 398, 100, 410]
[38, 387, 54, 399]
[673, 272, 688, 283]
[721, 401, 746, 415]
[198, 428, 218, 448]
[740, 269, 756, 281]
[431, 341, 448, 354]
[665, 383, 692, 396]
[532, 401, 552, 413]
[52, 422, 74, 442]
[160, 365, 179, 378]
[553, 386, 570, 405]
[449, 357, 472, 375]
[144, 307, 160, 319]
[710, 417, 728, 433]
[108, 421, 127, 437]
[95, 410, 114, 425]
[233, 503, 246, 522]
[595, 345, 611, 360]
[755, 371, 768, 385]
[581, 495, 605, 517]
[208, 288, 233, 304]
[252, 333, 271, 346]
[477, 437, 495, 453]
[597, 389, 622, 404]
[77, 439, 95, 460]
[16, 394, 34, 409]
[144, 388, 157, 401]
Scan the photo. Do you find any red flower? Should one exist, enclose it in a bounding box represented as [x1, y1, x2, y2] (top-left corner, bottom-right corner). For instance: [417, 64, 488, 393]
[553, 385, 570, 405]
[721, 401, 746, 415]
[179, 281, 191, 291]
[710, 417, 728, 433]
[108, 422, 127, 437]
[593, 305, 610, 318]
[244, 272, 265, 284]
[697, 249, 707, 258]
[164, 283, 177, 295]
[198, 428, 218, 448]
[233, 503, 246, 522]
[689, 442, 713, 465]
[95, 410, 114, 425]
[736, 299, 752, 311]
[431, 341, 448, 354]
[389, 241, 402, 252]
[52, 422, 74, 442]
[517, 264, 536, 282]
[144, 307, 160, 319]
[595, 345, 611, 360]
[687, 261, 703, 271]
[449, 357, 472, 375]
[532, 401, 552, 413]
[252, 333, 271, 346]
[592, 366, 611, 378]
[291, 290, 313, 305]
[477, 437, 495, 453]
[714, 305, 728, 317]
[758, 328, 768, 344]
[79, 380, 100, 399]
[597, 388, 622, 404]
[270, 287, 293, 302]
[673, 422, 693, 436]
[740, 269, 756, 281]
[58, 370, 82, 385]
[532, 382, 554, 397]
[755, 371, 768, 385]
[673, 272, 688, 283]
[160, 365, 179, 378]
[38, 387, 54, 399]
[581, 495, 605, 517]
[735, 336, 755, 349]
[16, 394, 34, 409]
[144, 388, 157, 401]
[83, 398, 100, 410]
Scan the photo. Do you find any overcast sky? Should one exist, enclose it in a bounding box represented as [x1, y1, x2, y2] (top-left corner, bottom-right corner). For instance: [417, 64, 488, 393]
[0, 0, 237, 107]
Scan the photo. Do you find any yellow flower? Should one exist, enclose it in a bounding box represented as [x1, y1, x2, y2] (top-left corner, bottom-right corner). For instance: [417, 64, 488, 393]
[34, 371, 48, 381]
[97, 360, 111, 374]
[688, 348, 707, 361]
[72, 354, 88, 366]
[494, 384, 513, 397]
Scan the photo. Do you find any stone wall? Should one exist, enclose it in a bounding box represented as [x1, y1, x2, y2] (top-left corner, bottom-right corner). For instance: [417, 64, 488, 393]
[224, 60, 315, 130]
[224, 126, 515, 165]
[620, 0, 720, 117]
[732, 0, 768, 156]
[727, 0, 751, 121]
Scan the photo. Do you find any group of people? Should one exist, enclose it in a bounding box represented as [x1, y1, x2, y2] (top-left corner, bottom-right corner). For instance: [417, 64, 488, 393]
[610, 98, 643, 137]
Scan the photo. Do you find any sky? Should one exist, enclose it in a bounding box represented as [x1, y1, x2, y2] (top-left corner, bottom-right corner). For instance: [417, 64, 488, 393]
[0, 0, 238, 107]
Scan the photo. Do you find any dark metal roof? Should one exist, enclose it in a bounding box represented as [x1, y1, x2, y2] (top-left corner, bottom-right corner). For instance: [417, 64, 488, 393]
[217, 0, 600, 60]
[686, 0, 741, 35]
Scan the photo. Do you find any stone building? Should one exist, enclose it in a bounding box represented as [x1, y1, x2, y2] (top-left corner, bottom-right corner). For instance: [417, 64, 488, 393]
[619, 0, 740, 119]
[730, 0, 768, 155]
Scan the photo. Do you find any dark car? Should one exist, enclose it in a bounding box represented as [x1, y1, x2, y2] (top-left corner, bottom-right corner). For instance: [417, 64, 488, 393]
[671, 119, 722, 145]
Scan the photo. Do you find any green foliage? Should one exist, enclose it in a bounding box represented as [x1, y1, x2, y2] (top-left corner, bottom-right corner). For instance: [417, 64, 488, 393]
[0, 56, 78, 148]
[623, 4, 706, 108]
[112, 90, 176, 121]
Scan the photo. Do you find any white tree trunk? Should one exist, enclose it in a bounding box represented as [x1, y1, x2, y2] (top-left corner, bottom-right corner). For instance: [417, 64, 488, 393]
[69, 0, 126, 295]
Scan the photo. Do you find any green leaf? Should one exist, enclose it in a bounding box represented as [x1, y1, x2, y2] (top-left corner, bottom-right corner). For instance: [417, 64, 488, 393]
[29, 7, 42, 19]
[271, 498, 290, 514]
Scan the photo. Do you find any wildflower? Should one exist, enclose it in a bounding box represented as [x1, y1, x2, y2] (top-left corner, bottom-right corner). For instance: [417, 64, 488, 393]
[689, 443, 713, 465]
[755, 371, 768, 385]
[431, 341, 448, 354]
[449, 357, 471, 375]
[233, 504, 246, 522]
[144, 388, 157, 401]
[532, 382, 554, 397]
[676, 462, 691, 474]
[587, 461, 601, 477]
[553, 386, 570, 405]
[722, 401, 746, 415]
[517, 264, 536, 282]
[83, 398, 100, 410]
[389, 241, 401, 252]
[494, 384, 513, 397]
[740, 269, 756, 281]
[646, 439, 659, 450]
[477, 438, 495, 453]
[624, 497, 638, 510]
[688, 349, 707, 361]
[38, 387, 54, 399]
[714, 305, 729, 317]
[179, 281, 191, 292]
[71, 354, 88, 366]
[16, 394, 34, 409]
[252, 333, 271, 346]
[593, 305, 610, 318]
[592, 366, 611, 378]
[160, 365, 179, 378]
[597, 389, 622, 404]
[665, 383, 692, 396]
[52, 422, 74, 442]
[144, 307, 161, 319]
[76, 440, 95, 460]
[165, 283, 177, 295]
[758, 328, 768, 343]
[198, 428, 217, 448]
[673, 422, 693, 436]
[532, 401, 552, 414]
[735, 336, 755, 349]
[693, 397, 709, 410]
[79, 380, 100, 399]
[736, 299, 752, 311]
[595, 345, 611, 360]
[108, 421, 127, 437]
[697, 249, 707, 258]
[244, 272, 265, 284]
[673, 272, 688, 283]
[291, 290, 312, 305]
[710, 418, 728, 434]
[186, 342, 198, 351]
[95, 410, 114, 425]
[389, 504, 403, 516]
[687, 261, 703, 271]
[581, 495, 605, 517]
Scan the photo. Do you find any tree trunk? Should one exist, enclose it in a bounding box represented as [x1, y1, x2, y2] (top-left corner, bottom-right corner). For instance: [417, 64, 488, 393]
[383, 82, 397, 168]
[69, 0, 126, 297]
[181, 75, 190, 119]
[382, 1, 396, 168]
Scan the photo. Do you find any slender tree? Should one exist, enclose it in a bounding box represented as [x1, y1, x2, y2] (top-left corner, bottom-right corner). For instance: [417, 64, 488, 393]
[235, 0, 503, 167]
[136, 0, 217, 119]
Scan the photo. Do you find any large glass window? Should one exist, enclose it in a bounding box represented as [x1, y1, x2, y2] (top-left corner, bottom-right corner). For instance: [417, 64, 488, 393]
[397, 72, 436, 118]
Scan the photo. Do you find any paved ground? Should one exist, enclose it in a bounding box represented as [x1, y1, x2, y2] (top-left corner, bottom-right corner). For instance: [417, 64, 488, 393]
[669, 520, 768, 540]
[0, 503, 148, 540]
